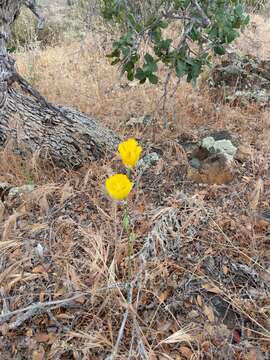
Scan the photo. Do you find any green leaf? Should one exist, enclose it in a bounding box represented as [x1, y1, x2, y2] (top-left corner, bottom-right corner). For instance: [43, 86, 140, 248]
[103, 0, 250, 88]
[7, 46, 16, 53]
[123, 213, 129, 230]
[111, 58, 120, 65]
[143, 53, 158, 74]
[122, 46, 130, 57]
[127, 71, 134, 81]
[244, 15, 250, 26]
[144, 53, 154, 64]
[123, 61, 135, 72]
[107, 48, 120, 58]
[148, 74, 159, 84]
[213, 45, 226, 55]
[135, 68, 146, 81]
[225, 29, 239, 43]
[151, 28, 162, 42]
[189, 28, 199, 41]
[175, 60, 187, 77]
[159, 20, 169, 29]
[127, 13, 142, 32]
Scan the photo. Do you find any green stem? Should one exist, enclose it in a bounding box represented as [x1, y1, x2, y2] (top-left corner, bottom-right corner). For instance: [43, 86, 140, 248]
[127, 232, 133, 296]
[124, 168, 133, 300]
[127, 167, 131, 179]
[123, 202, 133, 300]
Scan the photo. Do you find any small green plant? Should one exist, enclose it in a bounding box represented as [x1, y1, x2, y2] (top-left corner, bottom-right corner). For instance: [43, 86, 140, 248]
[101, 0, 250, 85]
[105, 138, 142, 291]
[104, 138, 142, 358]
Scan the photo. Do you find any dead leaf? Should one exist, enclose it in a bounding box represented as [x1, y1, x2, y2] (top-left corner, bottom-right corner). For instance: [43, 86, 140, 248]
[179, 346, 193, 359]
[32, 265, 48, 274]
[60, 182, 73, 204]
[39, 195, 49, 215]
[223, 265, 229, 275]
[232, 329, 241, 343]
[192, 190, 207, 201]
[68, 266, 82, 291]
[197, 295, 203, 307]
[26, 328, 33, 337]
[35, 333, 50, 343]
[56, 313, 74, 320]
[201, 341, 211, 352]
[159, 287, 173, 303]
[203, 305, 215, 322]
[32, 350, 45, 360]
[54, 288, 65, 298]
[249, 178, 264, 210]
[158, 328, 194, 345]
[205, 247, 214, 255]
[73, 350, 81, 360]
[245, 348, 264, 360]
[74, 295, 86, 304]
[203, 283, 222, 294]
[260, 269, 270, 284]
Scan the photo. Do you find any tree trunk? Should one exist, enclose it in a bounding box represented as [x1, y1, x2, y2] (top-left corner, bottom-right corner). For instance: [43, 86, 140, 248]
[0, 0, 120, 168]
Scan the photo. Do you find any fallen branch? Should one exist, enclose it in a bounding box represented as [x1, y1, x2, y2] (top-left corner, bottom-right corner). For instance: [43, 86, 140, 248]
[0, 283, 128, 330]
[0, 293, 85, 330]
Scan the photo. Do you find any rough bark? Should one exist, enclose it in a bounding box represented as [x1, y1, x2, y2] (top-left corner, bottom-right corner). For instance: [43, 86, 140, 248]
[0, 0, 120, 168]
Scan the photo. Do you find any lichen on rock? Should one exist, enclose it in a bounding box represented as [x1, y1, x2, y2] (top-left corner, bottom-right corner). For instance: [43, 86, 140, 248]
[201, 137, 237, 162]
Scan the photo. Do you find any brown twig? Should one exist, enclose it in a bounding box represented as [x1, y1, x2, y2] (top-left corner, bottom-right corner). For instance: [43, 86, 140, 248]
[190, 0, 211, 27]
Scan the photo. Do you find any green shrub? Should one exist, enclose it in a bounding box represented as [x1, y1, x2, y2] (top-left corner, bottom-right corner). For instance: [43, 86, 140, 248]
[101, 0, 250, 85]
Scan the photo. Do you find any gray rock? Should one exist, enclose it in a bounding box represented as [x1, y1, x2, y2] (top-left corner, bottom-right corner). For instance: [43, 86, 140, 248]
[201, 136, 237, 162]
[126, 114, 153, 127]
[137, 152, 159, 174]
[189, 158, 201, 169]
[8, 184, 35, 199]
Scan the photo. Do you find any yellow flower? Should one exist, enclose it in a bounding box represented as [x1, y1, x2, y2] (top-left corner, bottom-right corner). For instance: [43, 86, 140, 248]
[118, 138, 142, 168]
[105, 174, 133, 200]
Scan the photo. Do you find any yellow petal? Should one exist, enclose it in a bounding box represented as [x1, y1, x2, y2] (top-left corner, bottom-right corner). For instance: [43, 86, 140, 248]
[105, 174, 133, 200]
[118, 138, 142, 168]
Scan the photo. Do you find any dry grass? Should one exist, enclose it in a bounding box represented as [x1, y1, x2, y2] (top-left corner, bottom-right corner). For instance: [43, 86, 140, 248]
[234, 14, 270, 60]
[0, 12, 270, 360]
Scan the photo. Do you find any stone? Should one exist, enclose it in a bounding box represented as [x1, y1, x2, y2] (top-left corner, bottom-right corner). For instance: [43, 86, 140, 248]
[189, 158, 201, 170]
[187, 154, 234, 184]
[186, 131, 238, 184]
[8, 184, 35, 199]
[126, 114, 153, 127]
[201, 137, 237, 162]
[137, 152, 159, 174]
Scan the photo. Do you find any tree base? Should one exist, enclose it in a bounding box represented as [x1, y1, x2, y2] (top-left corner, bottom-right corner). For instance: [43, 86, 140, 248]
[0, 88, 120, 168]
